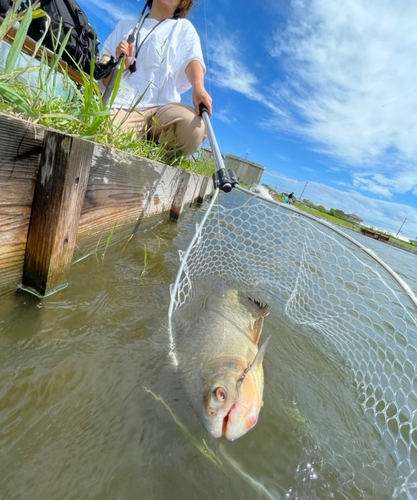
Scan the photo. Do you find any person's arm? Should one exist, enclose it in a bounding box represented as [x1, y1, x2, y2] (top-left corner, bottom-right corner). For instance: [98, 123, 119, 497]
[185, 60, 213, 116]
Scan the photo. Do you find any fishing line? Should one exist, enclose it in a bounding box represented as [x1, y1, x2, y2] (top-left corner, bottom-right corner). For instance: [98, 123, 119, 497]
[202, 0, 211, 97]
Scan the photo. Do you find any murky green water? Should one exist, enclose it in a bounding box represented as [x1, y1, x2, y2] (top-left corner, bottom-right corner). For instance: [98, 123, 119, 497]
[0, 205, 412, 500]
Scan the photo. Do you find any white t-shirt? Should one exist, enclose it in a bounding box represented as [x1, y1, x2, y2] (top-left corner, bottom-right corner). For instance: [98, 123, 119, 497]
[100, 18, 206, 109]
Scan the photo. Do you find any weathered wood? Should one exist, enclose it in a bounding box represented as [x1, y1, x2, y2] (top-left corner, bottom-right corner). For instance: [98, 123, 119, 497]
[169, 171, 192, 220]
[21, 131, 94, 296]
[197, 176, 210, 204]
[74, 146, 183, 258]
[182, 173, 203, 210]
[0, 114, 43, 294]
[0, 113, 214, 296]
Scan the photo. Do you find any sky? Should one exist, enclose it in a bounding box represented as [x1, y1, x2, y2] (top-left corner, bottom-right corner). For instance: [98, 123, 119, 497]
[77, 0, 417, 241]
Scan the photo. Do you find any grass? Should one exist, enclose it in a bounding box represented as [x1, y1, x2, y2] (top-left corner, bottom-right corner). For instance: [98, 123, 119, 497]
[0, 2, 216, 177]
[294, 203, 358, 231]
[140, 243, 148, 277]
[142, 386, 225, 469]
[275, 194, 417, 252]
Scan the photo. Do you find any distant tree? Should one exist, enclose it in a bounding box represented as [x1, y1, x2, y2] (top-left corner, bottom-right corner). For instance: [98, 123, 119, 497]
[315, 205, 327, 213]
[329, 208, 347, 220]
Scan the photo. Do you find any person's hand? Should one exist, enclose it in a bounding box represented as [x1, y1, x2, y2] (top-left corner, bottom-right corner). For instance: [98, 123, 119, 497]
[193, 85, 213, 116]
[116, 40, 134, 71]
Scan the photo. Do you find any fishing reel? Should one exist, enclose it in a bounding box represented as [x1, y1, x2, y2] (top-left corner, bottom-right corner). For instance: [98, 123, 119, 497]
[93, 54, 117, 80]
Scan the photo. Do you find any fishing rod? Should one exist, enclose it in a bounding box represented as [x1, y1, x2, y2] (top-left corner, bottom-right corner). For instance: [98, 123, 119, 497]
[102, 2, 148, 106]
[199, 103, 238, 193]
[102, 31, 135, 106]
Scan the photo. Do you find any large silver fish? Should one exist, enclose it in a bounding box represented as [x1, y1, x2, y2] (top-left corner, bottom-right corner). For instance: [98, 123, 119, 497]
[172, 288, 270, 440]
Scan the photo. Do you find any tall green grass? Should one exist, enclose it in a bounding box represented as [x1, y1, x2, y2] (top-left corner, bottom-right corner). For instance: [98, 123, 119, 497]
[0, 2, 216, 175]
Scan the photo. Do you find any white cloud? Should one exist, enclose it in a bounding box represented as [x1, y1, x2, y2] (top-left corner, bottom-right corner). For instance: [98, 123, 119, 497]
[208, 35, 261, 99]
[207, 33, 289, 118]
[267, 0, 417, 192]
[81, 0, 136, 28]
[211, 0, 417, 200]
[263, 171, 417, 239]
[214, 106, 235, 126]
[352, 175, 394, 198]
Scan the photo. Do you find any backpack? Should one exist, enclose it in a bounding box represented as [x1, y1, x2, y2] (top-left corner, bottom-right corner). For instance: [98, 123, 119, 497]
[26, 0, 99, 74]
[0, 0, 12, 15]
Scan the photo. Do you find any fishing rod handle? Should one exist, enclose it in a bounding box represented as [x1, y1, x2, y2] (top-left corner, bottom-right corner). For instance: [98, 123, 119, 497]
[102, 57, 123, 106]
[102, 33, 136, 106]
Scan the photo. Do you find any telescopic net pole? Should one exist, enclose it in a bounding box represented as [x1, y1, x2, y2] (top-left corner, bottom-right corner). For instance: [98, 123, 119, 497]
[199, 104, 237, 193]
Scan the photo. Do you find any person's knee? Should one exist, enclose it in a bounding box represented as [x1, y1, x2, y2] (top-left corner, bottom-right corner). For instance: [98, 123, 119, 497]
[153, 104, 205, 155]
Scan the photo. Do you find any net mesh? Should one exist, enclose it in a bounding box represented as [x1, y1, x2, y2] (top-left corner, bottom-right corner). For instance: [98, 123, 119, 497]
[168, 187, 417, 499]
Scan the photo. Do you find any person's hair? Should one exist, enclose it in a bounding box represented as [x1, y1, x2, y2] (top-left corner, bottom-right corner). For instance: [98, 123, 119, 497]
[146, 0, 195, 18]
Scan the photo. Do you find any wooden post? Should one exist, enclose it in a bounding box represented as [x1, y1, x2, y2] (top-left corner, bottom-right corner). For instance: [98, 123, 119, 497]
[21, 131, 94, 296]
[196, 176, 210, 204]
[170, 171, 191, 220]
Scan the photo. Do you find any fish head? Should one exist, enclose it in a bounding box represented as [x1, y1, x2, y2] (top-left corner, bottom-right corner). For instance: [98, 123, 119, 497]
[222, 368, 265, 440]
[202, 338, 270, 440]
[202, 370, 241, 438]
[202, 367, 265, 440]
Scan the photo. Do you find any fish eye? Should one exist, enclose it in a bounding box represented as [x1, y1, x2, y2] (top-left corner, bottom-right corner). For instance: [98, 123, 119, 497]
[214, 387, 227, 402]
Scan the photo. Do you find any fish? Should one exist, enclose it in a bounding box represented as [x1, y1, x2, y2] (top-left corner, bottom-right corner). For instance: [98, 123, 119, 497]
[172, 287, 270, 440]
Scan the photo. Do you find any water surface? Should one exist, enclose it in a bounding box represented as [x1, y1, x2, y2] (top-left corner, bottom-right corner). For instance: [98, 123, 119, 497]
[0, 203, 416, 500]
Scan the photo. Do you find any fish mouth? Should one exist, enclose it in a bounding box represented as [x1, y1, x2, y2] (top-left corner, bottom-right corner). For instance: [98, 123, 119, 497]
[222, 403, 237, 435]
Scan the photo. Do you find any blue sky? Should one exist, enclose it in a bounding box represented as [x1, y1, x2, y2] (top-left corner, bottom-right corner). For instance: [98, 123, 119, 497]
[78, 0, 417, 241]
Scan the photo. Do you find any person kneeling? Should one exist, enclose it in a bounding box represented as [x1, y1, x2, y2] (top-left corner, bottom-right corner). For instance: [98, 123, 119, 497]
[99, 0, 212, 157]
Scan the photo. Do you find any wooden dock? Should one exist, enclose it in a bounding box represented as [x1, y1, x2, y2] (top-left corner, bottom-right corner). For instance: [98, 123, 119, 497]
[361, 228, 390, 242]
[0, 112, 212, 297]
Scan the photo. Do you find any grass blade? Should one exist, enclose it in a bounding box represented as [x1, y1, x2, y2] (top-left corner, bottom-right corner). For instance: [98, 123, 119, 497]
[0, 82, 37, 117]
[142, 386, 226, 470]
[5, 4, 35, 74]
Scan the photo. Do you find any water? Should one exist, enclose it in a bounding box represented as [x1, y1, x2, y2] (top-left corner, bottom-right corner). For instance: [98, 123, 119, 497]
[0, 201, 416, 500]
[342, 230, 417, 296]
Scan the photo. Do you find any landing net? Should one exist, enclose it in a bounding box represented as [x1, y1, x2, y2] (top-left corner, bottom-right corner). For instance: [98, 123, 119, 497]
[168, 186, 417, 499]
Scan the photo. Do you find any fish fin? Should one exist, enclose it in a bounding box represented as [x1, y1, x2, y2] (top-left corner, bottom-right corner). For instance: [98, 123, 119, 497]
[251, 335, 271, 371]
[246, 297, 270, 344]
[251, 298, 270, 316]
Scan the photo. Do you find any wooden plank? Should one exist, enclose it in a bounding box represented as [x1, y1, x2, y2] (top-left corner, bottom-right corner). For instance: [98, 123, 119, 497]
[196, 176, 210, 204]
[74, 146, 179, 258]
[182, 173, 201, 210]
[21, 131, 94, 296]
[0, 113, 214, 295]
[0, 113, 43, 295]
[0, 113, 43, 205]
[170, 171, 191, 220]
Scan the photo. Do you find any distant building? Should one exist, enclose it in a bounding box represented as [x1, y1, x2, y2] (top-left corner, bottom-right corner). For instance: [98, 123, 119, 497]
[224, 154, 265, 186]
[198, 147, 217, 164]
[198, 149, 265, 187]
[345, 213, 363, 224]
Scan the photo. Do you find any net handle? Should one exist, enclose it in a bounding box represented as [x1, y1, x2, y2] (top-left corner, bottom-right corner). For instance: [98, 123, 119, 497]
[199, 104, 238, 193]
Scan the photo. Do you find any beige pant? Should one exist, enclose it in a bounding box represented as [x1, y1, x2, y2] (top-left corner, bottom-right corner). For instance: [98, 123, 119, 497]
[111, 103, 206, 156]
